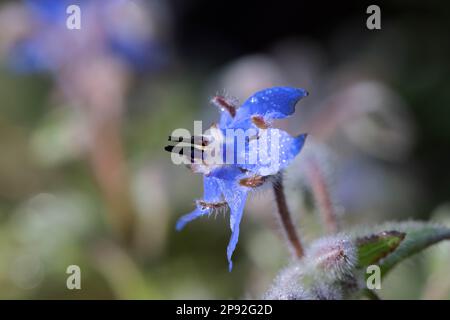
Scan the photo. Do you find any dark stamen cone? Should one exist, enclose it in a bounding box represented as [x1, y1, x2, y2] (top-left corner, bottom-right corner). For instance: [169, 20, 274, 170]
[164, 145, 185, 156]
[168, 136, 210, 146]
[164, 145, 204, 163]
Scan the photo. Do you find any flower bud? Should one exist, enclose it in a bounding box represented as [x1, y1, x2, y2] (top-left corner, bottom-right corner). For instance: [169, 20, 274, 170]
[305, 234, 357, 281]
[263, 263, 313, 300]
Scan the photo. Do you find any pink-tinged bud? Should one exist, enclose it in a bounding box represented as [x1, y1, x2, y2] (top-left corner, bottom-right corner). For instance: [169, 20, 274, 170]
[211, 95, 237, 117]
[305, 234, 357, 281]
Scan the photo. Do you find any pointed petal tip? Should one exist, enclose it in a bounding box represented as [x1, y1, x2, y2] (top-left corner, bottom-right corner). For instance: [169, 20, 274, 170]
[271, 86, 308, 99]
[227, 248, 234, 272]
[226, 238, 236, 272]
[287, 87, 308, 100]
[175, 220, 186, 231]
[292, 88, 308, 99]
[291, 133, 308, 157]
[175, 208, 208, 231]
[281, 86, 308, 97]
[226, 231, 239, 272]
[294, 133, 308, 146]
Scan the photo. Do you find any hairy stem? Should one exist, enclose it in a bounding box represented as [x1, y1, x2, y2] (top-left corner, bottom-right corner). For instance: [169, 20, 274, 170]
[273, 177, 304, 258]
[306, 159, 338, 234]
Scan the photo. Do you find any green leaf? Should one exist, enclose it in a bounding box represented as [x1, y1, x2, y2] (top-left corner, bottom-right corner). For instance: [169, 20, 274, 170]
[378, 222, 450, 277]
[356, 231, 405, 268]
[353, 221, 450, 278]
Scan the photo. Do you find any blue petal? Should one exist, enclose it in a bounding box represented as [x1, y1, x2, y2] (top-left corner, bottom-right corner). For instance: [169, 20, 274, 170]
[202, 176, 222, 202]
[240, 129, 307, 176]
[280, 132, 308, 168]
[176, 176, 222, 230]
[219, 180, 248, 271]
[209, 166, 243, 181]
[234, 87, 308, 126]
[176, 207, 208, 231]
[219, 111, 234, 129]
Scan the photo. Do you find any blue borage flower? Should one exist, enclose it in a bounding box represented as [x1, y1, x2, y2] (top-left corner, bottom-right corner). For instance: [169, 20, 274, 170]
[171, 87, 308, 271]
[8, 0, 165, 73]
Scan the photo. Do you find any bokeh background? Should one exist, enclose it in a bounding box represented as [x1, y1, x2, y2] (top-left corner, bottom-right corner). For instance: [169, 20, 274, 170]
[0, 0, 449, 299]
